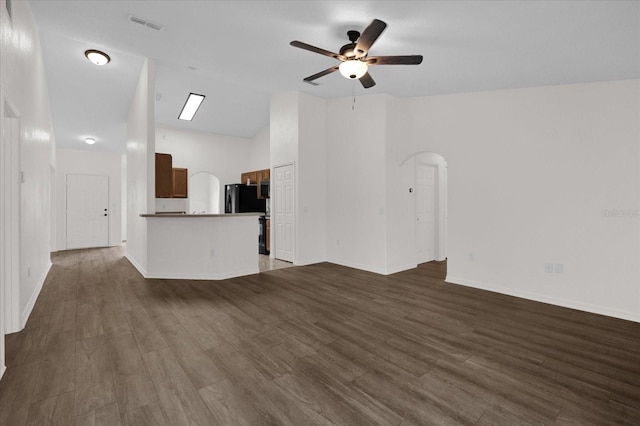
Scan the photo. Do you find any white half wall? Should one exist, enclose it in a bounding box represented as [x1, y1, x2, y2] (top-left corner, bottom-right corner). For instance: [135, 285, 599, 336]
[55, 149, 122, 251]
[125, 58, 156, 275]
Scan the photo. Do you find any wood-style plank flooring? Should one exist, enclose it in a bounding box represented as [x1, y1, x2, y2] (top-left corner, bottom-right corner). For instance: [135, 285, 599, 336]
[1, 247, 639, 425]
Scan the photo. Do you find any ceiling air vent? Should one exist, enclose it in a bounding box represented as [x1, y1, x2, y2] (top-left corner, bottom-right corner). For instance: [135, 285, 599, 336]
[128, 15, 165, 31]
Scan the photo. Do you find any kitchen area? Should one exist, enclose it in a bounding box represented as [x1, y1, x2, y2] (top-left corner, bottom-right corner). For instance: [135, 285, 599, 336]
[144, 150, 287, 278]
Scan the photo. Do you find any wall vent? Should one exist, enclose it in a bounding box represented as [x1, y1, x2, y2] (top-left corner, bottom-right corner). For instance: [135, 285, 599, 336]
[128, 15, 165, 31]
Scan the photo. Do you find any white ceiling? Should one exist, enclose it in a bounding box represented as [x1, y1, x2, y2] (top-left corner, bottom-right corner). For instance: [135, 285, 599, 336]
[29, 1, 640, 154]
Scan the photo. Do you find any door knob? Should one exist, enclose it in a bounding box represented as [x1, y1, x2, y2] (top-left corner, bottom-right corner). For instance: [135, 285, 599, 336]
[104, 214, 108, 216]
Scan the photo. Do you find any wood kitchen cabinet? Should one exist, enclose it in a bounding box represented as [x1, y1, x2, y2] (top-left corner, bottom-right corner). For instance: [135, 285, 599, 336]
[155, 153, 173, 198]
[241, 171, 258, 185]
[172, 168, 188, 198]
[241, 168, 271, 198]
[156, 153, 188, 198]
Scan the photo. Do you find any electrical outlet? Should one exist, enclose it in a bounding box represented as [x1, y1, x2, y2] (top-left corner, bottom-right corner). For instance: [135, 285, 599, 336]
[544, 263, 554, 273]
[210, 249, 215, 257]
[468, 253, 475, 262]
[554, 263, 563, 274]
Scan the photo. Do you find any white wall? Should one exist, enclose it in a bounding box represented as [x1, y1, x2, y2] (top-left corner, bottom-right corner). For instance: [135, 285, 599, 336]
[121, 153, 126, 241]
[125, 58, 155, 275]
[270, 92, 299, 168]
[297, 93, 327, 265]
[325, 95, 390, 274]
[1, 0, 56, 375]
[156, 126, 253, 213]
[278, 80, 639, 322]
[270, 92, 328, 265]
[397, 80, 640, 321]
[55, 148, 122, 250]
[249, 125, 270, 171]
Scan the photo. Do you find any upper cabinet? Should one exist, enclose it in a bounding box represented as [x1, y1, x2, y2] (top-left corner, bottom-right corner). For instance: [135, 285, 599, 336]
[155, 153, 173, 198]
[241, 171, 259, 185]
[172, 168, 188, 198]
[241, 168, 270, 199]
[156, 153, 188, 198]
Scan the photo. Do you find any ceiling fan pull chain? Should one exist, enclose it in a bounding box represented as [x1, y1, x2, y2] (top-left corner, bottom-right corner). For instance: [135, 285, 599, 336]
[352, 81, 356, 111]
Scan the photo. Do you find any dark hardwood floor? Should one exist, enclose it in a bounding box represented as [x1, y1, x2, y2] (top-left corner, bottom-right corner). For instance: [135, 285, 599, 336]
[1, 247, 639, 425]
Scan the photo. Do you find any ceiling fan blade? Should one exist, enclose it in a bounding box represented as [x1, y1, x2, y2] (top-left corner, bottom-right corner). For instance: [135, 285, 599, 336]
[354, 19, 387, 58]
[303, 65, 340, 83]
[290, 41, 344, 60]
[359, 72, 376, 89]
[366, 55, 424, 65]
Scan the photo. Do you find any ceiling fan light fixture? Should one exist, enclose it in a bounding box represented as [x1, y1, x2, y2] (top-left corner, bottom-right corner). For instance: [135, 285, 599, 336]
[339, 60, 368, 79]
[84, 49, 110, 65]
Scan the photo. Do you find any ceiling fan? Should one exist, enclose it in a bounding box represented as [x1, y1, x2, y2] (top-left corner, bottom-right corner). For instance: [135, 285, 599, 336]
[290, 19, 423, 89]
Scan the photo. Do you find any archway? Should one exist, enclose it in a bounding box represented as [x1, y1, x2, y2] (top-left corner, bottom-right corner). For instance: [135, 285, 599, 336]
[402, 151, 448, 263]
[189, 172, 220, 214]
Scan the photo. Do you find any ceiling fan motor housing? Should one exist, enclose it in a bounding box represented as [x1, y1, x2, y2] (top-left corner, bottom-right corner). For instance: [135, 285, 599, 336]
[339, 42, 357, 59]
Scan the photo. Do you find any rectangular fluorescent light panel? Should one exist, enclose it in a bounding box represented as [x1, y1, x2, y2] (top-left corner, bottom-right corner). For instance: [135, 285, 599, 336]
[178, 93, 205, 121]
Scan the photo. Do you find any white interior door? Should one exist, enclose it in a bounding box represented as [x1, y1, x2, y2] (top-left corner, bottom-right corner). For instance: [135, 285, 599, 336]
[274, 164, 294, 262]
[416, 162, 436, 263]
[66, 174, 109, 249]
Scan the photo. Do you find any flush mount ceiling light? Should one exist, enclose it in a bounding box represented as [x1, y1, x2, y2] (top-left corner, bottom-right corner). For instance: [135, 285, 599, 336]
[178, 93, 205, 121]
[339, 60, 368, 79]
[85, 137, 96, 145]
[84, 49, 110, 65]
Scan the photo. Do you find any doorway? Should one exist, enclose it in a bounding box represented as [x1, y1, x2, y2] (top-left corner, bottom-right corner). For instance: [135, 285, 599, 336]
[66, 174, 109, 249]
[189, 171, 220, 214]
[273, 163, 294, 262]
[414, 152, 447, 263]
[416, 161, 436, 263]
[2, 96, 21, 338]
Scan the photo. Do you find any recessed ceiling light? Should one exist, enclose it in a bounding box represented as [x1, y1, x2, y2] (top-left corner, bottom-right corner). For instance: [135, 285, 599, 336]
[84, 49, 110, 66]
[85, 137, 96, 145]
[178, 93, 205, 121]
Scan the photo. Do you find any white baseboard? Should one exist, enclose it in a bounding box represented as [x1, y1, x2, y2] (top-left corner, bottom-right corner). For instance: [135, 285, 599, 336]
[326, 258, 418, 276]
[446, 275, 640, 324]
[144, 268, 259, 281]
[124, 253, 147, 278]
[21, 260, 52, 329]
[385, 263, 418, 275]
[325, 258, 388, 275]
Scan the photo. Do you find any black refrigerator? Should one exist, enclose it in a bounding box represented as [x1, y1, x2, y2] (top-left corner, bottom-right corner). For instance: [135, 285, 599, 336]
[225, 184, 266, 213]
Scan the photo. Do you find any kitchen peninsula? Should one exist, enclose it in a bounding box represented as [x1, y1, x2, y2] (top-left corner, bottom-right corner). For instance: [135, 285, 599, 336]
[140, 212, 261, 280]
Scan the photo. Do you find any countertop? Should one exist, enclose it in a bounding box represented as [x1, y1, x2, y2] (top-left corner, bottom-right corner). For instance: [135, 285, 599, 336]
[140, 212, 264, 218]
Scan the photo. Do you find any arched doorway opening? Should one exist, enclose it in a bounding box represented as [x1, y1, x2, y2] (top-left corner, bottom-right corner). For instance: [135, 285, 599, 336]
[189, 172, 220, 214]
[403, 152, 447, 264]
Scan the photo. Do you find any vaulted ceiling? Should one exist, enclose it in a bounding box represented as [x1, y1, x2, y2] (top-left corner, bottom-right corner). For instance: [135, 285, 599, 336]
[29, 1, 640, 153]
